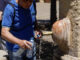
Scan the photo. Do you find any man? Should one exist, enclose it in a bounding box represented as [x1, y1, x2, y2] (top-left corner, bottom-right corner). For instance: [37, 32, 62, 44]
[1, 0, 41, 60]
[0, 0, 10, 50]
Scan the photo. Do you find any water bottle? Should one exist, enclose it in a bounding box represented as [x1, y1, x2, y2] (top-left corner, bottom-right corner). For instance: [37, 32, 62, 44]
[16, 48, 24, 56]
[15, 40, 29, 56]
[26, 38, 34, 58]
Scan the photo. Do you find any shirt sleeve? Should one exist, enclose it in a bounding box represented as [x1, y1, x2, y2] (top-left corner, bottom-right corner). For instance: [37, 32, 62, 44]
[2, 4, 14, 28]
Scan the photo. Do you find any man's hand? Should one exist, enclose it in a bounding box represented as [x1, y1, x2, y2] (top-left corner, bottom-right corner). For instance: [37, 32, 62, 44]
[0, 11, 3, 21]
[18, 40, 32, 50]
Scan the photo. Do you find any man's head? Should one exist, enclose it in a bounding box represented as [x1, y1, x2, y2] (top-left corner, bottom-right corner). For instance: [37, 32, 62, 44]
[17, 0, 33, 8]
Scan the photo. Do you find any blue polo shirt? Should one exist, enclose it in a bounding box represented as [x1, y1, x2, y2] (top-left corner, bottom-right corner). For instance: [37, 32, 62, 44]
[2, 0, 36, 52]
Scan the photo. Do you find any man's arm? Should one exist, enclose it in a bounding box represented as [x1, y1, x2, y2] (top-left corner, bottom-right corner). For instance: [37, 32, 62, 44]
[1, 27, 32, 49]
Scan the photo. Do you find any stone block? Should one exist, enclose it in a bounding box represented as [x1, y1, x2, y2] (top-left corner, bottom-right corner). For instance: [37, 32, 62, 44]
[52, 18, 71, 53]
[55, 0, 80, 59]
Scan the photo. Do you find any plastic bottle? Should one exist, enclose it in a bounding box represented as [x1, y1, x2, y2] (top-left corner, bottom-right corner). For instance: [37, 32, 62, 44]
[16, 48, 24, 56]
[15, 40, 30, 56]
[26, 38, 34, 58]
